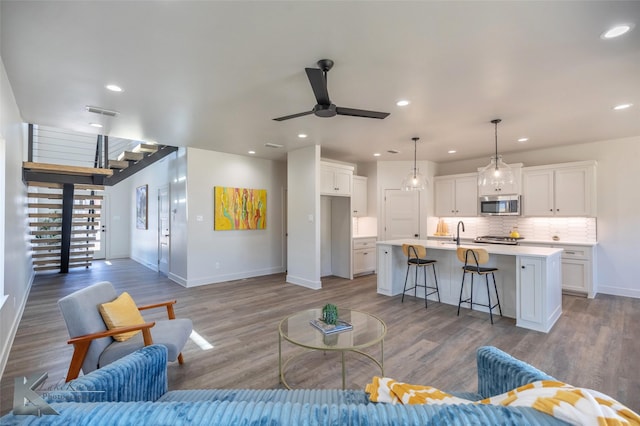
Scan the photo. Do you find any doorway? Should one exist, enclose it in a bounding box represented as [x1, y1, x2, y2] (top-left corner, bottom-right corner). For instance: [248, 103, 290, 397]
[92, 192, 107, 260]
[383, 189, 420, 240]
[158, 185, 170, 276]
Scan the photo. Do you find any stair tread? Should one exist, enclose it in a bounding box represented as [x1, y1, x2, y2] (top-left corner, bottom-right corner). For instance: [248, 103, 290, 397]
[132, 143, 158, 153]
[23, 162, 113, 177]
[108, 160, 129, 169]
[117, 151, 144, 161]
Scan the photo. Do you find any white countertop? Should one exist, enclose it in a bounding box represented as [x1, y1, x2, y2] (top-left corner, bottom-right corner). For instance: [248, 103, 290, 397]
[378, 239, 564, 257]
[353, 235, 377, 239]
[427, 236, 598, 247]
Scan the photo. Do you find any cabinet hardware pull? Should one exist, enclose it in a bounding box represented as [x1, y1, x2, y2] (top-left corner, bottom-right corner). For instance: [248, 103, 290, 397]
[521, 265, 525, 269]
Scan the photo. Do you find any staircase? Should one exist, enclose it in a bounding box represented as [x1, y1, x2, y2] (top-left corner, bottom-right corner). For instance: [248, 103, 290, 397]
[24, 132, 179, 273]
[28, 182, 103, 272]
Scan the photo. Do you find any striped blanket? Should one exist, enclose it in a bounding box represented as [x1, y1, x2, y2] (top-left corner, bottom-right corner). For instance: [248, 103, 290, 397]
[365, 377, 640, 426]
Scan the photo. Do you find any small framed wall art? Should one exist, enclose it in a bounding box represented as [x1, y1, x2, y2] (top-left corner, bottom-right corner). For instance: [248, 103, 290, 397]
[136, 184, 148, 230]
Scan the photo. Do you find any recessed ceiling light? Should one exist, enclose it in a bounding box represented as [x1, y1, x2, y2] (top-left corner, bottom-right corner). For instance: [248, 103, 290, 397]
[248, 150, 256, 154]
[601, 24, 632, 39]
[447, 150, 457, 154]
[298, 133, 307, 139]
[106, 84, 123, 92]
[89, 123, 103, 128]
[613, 103, 633, 110]
[517, 137, 529, 142]
[396, 100, 410, 107]
[373, 153, 381, 157]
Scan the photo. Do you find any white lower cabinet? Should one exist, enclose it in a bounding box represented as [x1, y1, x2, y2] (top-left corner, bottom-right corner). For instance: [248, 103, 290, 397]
[554, 244, 596, 298]
[519, 242, 597, 298]
[517, 253, 563, 333]
[376, 245, 393, 295]
[353, 237, 376, 275]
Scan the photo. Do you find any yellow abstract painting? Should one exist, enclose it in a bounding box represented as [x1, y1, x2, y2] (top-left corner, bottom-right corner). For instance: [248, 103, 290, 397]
[214, 186, 267, 230]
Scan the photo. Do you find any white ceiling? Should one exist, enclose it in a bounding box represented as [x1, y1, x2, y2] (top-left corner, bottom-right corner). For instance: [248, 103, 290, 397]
[1, 1, 639, 164]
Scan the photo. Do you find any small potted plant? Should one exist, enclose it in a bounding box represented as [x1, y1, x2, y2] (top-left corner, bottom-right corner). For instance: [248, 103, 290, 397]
[322, 303, 339, 325]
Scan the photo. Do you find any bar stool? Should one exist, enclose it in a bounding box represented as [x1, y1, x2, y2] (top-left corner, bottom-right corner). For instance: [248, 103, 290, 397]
[456, 247, 503, 324]
[401, 244, 440, 308]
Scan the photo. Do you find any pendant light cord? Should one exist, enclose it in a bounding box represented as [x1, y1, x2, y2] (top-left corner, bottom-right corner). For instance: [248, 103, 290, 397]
[491, 119, 501, 170]
[412, 137, 419, 178]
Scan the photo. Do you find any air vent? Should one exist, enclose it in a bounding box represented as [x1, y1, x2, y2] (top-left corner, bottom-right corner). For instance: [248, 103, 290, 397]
[264, 143, 283, 149]
[85, 106, 119, 117]
[387, 149, 400, 154]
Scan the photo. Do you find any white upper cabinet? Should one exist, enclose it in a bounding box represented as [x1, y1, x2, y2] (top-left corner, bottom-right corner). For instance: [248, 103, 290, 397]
[477, 164, 523, 196]
[320, 161, 353, 196]
[435, 173, 478, 217]
[351, 175, 367, 217]
[522, 161, 596, 217]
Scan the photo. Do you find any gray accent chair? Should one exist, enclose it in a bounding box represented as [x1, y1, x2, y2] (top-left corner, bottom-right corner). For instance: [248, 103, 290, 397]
[58, 280, 192, 381]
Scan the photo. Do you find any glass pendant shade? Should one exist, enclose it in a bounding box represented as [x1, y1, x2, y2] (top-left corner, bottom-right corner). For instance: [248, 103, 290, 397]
[401, 168, 427, 191]
[478, 155, 515, 188]
[478, 119, 515, 190]
[402, 137, 426, 191]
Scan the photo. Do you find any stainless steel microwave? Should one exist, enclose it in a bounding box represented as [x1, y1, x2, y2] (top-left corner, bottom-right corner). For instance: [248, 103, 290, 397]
[479, 195, 521, 216]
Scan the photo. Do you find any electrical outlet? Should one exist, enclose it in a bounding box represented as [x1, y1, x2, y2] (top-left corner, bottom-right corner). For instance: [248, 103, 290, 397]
[215, 262, 220, 269]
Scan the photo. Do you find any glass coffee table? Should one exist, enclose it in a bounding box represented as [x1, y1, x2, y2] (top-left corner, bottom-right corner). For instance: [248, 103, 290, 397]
[278, 308, 386, 390]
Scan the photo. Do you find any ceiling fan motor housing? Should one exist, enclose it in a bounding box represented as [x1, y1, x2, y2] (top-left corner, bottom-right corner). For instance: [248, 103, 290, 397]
[314, 103, 337, 117]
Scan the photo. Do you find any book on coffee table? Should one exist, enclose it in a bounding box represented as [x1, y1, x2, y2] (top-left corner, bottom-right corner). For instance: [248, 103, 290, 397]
[310, 318, 353, 334]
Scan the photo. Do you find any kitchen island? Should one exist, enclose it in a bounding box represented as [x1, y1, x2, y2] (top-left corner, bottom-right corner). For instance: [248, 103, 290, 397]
[376, 239, 564, 333]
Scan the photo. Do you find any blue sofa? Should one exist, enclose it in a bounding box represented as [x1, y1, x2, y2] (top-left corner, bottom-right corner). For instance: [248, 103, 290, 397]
[1, 345, 569, 425]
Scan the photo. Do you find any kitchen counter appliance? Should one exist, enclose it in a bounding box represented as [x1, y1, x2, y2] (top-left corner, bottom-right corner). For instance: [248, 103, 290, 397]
[473, 235, 522, 245]
[479, 195, 521, 216]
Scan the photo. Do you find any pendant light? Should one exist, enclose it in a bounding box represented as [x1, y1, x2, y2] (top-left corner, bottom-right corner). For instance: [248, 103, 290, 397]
[401, 137, 427, 191]
[478, 119, 515, 189]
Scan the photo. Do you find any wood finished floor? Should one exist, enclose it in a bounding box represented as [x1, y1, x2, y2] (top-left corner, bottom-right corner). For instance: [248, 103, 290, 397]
[2, 258, 639, 415]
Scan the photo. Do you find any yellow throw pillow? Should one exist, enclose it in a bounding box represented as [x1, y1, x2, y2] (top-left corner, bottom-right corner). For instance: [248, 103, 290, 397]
[99, 292, 146, 342]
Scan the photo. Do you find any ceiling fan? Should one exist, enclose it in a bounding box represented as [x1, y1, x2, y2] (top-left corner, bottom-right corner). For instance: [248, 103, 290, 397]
[273, 59, 390, 121]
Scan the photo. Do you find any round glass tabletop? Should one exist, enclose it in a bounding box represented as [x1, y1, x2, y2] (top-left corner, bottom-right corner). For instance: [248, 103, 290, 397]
[279, 308, 386, 351]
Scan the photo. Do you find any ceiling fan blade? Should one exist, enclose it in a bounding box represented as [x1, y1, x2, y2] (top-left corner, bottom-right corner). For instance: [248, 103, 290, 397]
[273, 110, 314, 121]
[336, 106, 390, 119]
[305, 68, 330, 105]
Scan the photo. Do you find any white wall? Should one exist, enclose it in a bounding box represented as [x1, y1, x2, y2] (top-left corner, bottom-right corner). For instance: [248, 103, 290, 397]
[185, 147, 286, 287]
[287, 145, 321, 289]
[169, 148, 188, 282]
[437, 136, 640, 298]
[0, 57, 34, 379]
[123, 154, 175, 271]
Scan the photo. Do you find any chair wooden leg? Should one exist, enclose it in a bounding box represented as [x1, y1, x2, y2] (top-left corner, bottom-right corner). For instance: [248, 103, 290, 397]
[66, 341, 91, 382]
[178, 353, 184, 364]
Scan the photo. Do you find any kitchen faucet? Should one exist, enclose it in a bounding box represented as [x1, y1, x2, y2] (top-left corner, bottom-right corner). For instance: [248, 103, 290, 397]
[456, 221, 465, 246]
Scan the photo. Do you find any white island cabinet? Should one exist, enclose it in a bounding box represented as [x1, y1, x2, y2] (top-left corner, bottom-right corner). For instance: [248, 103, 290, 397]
[376, 240, 563, 333]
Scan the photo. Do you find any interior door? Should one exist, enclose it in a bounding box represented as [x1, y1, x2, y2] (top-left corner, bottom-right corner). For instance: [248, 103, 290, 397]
[383, 189, 420, 240]
[158, 185, 170, 275]
[93, 192, 106, 259]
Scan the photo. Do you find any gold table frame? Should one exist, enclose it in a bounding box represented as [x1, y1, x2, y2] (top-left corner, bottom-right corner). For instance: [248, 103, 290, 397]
[278, 308, 386, 390]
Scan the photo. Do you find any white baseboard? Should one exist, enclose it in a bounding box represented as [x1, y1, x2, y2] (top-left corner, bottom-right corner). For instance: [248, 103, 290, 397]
[0, 270, 35, 382]
[597, 285, 640, 299]
[285, 274, 322, 290]
[130, 255, 159, 272]
[186, 267, 286, 287]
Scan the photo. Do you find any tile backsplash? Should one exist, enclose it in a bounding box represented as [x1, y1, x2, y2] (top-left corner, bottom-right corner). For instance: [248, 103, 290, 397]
[430, 216, 597, 243]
